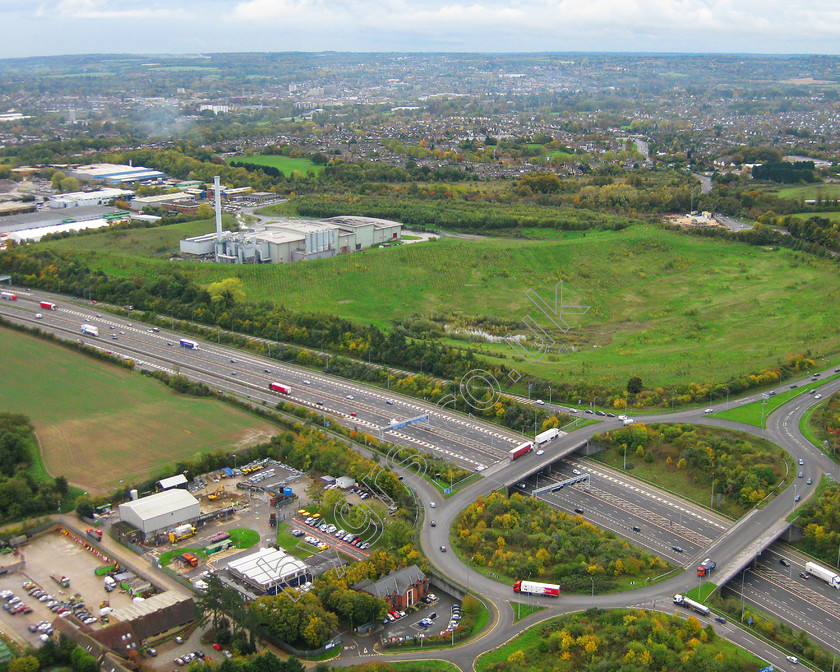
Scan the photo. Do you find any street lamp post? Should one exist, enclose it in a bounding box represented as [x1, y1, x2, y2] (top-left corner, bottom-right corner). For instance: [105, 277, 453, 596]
[549, 386, 552, 404]
[589, 576, 595, 602]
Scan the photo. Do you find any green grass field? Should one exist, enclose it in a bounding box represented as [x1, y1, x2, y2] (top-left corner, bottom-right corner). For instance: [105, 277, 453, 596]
[225, 154, 323, 175]
[790, 211, 840, 222]
[713, 375, 838, 427]
[774, 184, 840, 200]
[227, 528, 260, 549]
[0, 327, 278, 494]
[34, 223, 840, 391]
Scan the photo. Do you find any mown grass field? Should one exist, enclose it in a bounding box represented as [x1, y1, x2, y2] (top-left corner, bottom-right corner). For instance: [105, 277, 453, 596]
[225, 154, 323, 175]
[0, 327, 278, 494]
[790, 211, 840, 222]
[774, 184, 840, 200]
[36, 223, 840, 390]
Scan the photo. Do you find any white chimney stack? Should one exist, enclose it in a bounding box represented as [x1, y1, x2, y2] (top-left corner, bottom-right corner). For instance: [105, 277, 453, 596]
[214, 175, 223, 242]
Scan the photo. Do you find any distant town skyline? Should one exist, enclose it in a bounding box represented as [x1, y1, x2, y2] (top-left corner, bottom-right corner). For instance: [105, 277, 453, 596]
[1, 0, 837, 57]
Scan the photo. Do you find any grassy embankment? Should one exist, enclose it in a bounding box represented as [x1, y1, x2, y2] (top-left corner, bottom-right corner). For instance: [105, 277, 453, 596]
[38, 222, 840, 394]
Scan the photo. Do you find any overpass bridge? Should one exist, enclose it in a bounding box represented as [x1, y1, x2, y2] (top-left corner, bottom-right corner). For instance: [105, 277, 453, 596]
[709, 518, 792, 594]
[501, 439, 592, 492]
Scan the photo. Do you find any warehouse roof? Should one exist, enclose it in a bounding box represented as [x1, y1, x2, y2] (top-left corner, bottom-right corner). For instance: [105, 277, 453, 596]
[227, 547, 307, 588]
[157, 474, 188, 490]
[119, 489, 198, 522]
[112, 590, 192, 623]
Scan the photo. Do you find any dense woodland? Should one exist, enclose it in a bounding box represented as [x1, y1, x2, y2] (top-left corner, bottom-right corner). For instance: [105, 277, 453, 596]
[593, 423, 788, 515]
[795, 483, 840, 566]
[479, 608, 760, 672]
[454, 492, 669, 592]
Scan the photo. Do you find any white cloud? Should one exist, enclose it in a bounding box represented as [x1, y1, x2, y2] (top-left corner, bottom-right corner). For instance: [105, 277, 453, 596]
[35, 0, 192, 20]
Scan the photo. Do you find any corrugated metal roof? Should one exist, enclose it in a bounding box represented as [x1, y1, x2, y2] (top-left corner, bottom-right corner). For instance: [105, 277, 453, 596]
[157, 474, 188, 490]
[112, 590, 191, 622]
[118, 490, 198, 522]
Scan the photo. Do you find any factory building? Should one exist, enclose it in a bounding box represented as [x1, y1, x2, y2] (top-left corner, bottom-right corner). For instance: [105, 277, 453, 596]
[117, 490, 200, 539]
[68, 163, 165, 185]
[179, 215, 403, 264]
[226, 547, 310, 595]
[49, 188, 133, 209]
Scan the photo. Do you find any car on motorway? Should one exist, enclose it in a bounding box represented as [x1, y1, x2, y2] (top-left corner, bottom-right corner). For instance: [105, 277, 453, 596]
[439, 545, 446, 552]
[595, 410, 606, 416]
[535, 399, 544, 405]
[798, 458, 804, 465]
[672, 546, 684, 553]
[430, 521, 436, 527]
[349, 411, 357, 417]
[35, 313, 42, 319]
[786, 656, 799, 665]
[790, 384, 798, 389]
[704, 408, 714, 414]
[304, 380, 311, 385]
[632, 525, 641, 532]
[806, 477, 813, 485]
[572, 468, 582, 476]
[795, 495, 801, 502]
[536, 449, 545, 455]
[316, 401, 323, 406]
[574, 507, 584, 514]
[809, 389, 816, 395]
[815, 394, 822, 399]
[386, 400, 394, 405]
[111, 334, 117, 339]
[779, 558, 791, 567]
[714, 616, 727, 624]
[798, 471, 804, 478]
[346, 395, 354, 400]
[800, 572, 810, 580]
[430, 502, 436, 508]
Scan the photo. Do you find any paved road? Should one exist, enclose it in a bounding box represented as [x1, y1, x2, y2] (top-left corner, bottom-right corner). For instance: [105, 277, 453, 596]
[4, 287, 840, 668]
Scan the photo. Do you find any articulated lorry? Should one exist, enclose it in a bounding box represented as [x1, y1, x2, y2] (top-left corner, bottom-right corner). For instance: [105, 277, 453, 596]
[81, 324, 99, 337]
[168, 524, 196, 544]
[535, 428, 560, 445]
[513, 580, 560, 597]
[805, 561, 840, 588]
[673, 594, 710, 616]
[509, 442, 533, 460]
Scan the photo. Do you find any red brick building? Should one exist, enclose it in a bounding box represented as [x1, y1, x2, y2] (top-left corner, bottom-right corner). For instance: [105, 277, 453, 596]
[353, 565, 429, 610]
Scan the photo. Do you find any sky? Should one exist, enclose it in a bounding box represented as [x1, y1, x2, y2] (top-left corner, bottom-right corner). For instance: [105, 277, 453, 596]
[2, 0, 839, 57]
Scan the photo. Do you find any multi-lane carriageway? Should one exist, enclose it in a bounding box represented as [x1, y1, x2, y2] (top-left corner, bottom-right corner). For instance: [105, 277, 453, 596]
[4, 287, 840, 666]
[2, 290, 524, 470]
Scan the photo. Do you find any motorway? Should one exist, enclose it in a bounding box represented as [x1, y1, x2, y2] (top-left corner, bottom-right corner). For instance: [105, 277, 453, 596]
[3, 287, 840, 669]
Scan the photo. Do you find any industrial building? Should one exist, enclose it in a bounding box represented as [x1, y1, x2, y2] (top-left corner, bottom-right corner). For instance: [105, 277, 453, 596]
[226, 547, 310, 595]
[49, 188, 133, 209]
[117, 490, 200, 539]
[179, 215, 402, 264]
[68, 163, 165, 185]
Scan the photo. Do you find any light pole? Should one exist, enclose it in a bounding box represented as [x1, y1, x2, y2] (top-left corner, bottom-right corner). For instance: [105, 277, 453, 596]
[623, 444, 627, 471]
[589, 576, 595, 602]
[710, 477, 715, 508]
[549, 386, 552, 404]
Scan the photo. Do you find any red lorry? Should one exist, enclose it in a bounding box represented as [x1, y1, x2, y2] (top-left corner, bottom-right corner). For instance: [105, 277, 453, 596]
[513, 580, 560, 597]
[509, 442, 533, 460]
[269, 382, 291, 395]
